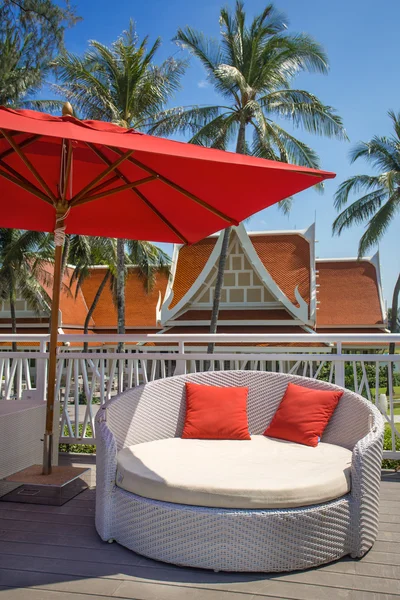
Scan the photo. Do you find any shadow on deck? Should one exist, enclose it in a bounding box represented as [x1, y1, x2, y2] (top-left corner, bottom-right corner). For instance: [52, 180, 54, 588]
[0, 454, 399, 600]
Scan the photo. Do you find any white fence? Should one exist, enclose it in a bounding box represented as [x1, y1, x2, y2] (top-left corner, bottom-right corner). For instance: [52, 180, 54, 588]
[0, 333, 399, 459]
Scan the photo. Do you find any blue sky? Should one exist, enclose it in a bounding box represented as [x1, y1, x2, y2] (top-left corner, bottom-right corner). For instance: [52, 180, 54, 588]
[62, 0, 400, 305]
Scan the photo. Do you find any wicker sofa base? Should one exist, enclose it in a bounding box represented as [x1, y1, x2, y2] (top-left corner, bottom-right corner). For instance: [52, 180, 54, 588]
[101, 487, 356, 572]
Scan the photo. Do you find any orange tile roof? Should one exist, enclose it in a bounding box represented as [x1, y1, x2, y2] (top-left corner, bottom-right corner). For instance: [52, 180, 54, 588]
[316, 261, 384, 326]
[169, 238, 216, 308]
[81, 267, 168, 328]
[251, 234, 310, 306]
[40, 263, 92, 328]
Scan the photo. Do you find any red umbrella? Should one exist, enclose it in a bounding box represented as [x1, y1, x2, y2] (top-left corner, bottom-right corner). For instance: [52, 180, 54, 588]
[0, 105, 335, 473]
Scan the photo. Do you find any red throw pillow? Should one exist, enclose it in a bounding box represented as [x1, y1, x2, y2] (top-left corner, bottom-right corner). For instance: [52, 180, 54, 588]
[182, 382, 251, 440]
[264, 382, 343, 447]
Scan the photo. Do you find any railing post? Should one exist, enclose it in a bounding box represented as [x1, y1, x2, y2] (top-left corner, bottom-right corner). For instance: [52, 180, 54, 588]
[334, 341, 345, 387]
[174, 341, 186, 376]
[36, 339, 48, 402]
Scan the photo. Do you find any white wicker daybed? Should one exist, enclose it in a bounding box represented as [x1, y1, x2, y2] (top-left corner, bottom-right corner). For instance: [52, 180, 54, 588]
[95, 371, 384, 572]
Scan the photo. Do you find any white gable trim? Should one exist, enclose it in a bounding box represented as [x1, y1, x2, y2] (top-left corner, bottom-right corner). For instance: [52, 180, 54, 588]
[304, 223, 316, 324]
[234, 224, 308, 322]
[161, 234, 224, 323]
[370, 251, 387, 325]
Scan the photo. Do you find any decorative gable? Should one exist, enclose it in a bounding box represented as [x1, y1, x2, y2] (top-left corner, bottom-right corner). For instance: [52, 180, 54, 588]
[192, 231, 277, 308]
[161, 224, 314, 327]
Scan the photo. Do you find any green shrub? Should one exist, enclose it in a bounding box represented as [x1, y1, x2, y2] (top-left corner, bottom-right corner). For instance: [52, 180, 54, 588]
[382, 424, 400, 470]
[59, 423, 96, 454]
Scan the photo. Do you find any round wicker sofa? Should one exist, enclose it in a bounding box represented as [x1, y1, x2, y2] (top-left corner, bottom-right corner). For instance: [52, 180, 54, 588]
[95, 370, 384, 572]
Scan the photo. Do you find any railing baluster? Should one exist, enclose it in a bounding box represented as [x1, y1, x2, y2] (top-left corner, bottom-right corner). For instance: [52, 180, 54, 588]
[23, 358, 31, 390]
[388, 357, 395, 453]
[100, 358, 105, 405]
[0, 359, 4, 398]
[60, 358, 74, 439]
[106, 359, 117, 400]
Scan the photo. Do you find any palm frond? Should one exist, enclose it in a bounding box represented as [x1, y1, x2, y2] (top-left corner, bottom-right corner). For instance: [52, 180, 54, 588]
[261, 89, 347, 140]
[174, 27, 223, 77]
[350, 137, 400, 173]
[357, 194, 400, 256]
[147, 105, 222, 136]
[334, 174, 383, 210]
[332, 189, 388, 235]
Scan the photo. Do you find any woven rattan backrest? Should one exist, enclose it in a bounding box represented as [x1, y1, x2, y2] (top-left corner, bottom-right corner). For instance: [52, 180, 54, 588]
[105, 370, 374, 451]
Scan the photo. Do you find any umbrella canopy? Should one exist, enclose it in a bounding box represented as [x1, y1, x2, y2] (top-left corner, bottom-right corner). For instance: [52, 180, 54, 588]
[0, 107, 334, 244]
[0, 106, 335, 474]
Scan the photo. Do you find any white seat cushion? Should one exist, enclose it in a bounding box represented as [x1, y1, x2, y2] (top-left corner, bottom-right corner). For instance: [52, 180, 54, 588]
[116, 435, 352, 509]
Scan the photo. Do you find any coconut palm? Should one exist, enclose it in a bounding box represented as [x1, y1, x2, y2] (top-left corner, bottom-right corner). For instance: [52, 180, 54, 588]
[69, 235, 170, 352]
[151, 2, 346, 352]
[0, 229, 53, 351]
[51, 21, 186, 349]
[333, 110, 400, 343]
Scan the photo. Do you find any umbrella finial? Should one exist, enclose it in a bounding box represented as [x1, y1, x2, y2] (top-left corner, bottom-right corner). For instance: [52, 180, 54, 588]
[62, 102, 73, 117]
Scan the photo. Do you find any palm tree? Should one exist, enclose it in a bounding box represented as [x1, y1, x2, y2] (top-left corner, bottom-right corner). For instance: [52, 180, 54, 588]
[333, 110, 400, 353]
[52, 21, 186, 350]
[151, 1, 347, 352]
[0, 229, 53, 351]
[69, 235, 170, 352]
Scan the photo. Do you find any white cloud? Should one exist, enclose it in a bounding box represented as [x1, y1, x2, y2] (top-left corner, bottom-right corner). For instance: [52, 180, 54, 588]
[197, 80, 209, 89]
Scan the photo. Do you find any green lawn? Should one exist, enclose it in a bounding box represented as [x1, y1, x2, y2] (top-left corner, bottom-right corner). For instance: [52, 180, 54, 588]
[371, 387, 400, 414]
[371, 385, 400, 398]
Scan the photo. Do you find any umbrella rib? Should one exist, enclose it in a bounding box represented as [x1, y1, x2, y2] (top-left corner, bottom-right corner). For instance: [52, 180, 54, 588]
[107, 146, 239, 226]
[73, 175, 157, 207]
[0, 129, 57, 204]
[0, 165, 53, 205]
[131, 187, 189, 245]
[61, 140, 73, 202]
[86, 143, 189, 244]
[0, 134, 41, 161]
[87, 174, 121, 196]
[70, 149, 134, 205]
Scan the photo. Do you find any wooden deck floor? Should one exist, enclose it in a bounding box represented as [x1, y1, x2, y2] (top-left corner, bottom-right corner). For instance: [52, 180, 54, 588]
[0, 455, 399, 600]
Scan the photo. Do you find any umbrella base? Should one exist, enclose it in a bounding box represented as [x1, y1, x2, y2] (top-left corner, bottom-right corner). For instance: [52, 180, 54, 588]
[0, 465, 91, 505]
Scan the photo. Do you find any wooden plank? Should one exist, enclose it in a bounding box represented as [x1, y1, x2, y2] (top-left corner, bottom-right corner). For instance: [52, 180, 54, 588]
[0, 569, 121, 597]
[0, 589, 118, 600]
[0, 540, 144, 567]
[0, 508, 95, 526]
[111, 580, 258, 599]
[380, 513, 400, 524]
[275, 569, 400, 595]
[376, 530, 400, 542]
[321, 559, 400, 579]
[378, 521, 400, 533]
[361, 551, 400, 566]
[0, 529, 112, 550]
[0, 503, 95, 517]
[363, 540, 400, 554]
[0, 517, 94, 537]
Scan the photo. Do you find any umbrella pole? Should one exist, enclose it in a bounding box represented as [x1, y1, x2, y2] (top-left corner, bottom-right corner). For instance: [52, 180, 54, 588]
[42, 216, 65, 475]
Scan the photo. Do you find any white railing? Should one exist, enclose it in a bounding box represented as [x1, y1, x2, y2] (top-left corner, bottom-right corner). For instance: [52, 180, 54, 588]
[0, 333, 399, 459]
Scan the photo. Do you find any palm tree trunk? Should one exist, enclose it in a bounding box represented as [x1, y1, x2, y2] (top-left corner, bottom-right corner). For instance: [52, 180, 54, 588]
[83, 270, 110, 353]
[116, 238, 125, 354]
[61, 234, 71, 276]
[387, 272, 400, 394]
[10, 292, 17, 353]
[207, 227, 231, 355]
[235, 120, 246, 155]
[10, 291, 17, 397]
[206, 121, 247, 358]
